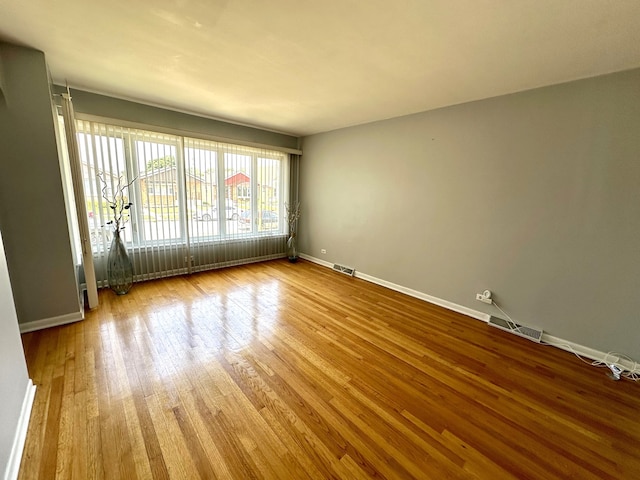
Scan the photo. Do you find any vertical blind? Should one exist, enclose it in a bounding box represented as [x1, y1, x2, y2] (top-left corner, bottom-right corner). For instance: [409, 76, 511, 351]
[76, 119, 289, 286]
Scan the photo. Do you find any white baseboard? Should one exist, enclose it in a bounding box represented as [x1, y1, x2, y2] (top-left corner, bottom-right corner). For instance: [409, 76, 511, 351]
[4, 380, 36, 480]
[299, 253, 333, 269]
[299, 253, 489, 321]
[355, 271, 490, 322]
[19, 310, 84, 334]
[541, 334, 640, 374]
[299, 254, 640, 375]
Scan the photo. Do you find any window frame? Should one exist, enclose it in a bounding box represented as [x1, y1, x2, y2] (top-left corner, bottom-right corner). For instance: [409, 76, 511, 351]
[75, 121, 288, 251]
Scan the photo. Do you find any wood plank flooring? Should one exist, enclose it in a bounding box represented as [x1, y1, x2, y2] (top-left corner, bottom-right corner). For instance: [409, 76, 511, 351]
[19, 259, 640, 479]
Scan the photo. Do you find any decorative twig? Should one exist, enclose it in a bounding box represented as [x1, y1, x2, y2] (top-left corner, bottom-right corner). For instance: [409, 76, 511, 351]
[98, 172, 136, 233]
[285, 201, 301, 238]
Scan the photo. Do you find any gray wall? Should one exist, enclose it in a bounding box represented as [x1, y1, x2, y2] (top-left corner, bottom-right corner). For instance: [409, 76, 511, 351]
[0, 43, 80, 325]
[54, 87, 299, 151]
[0, 228, 32, 476]
[299, 68, 640, 359]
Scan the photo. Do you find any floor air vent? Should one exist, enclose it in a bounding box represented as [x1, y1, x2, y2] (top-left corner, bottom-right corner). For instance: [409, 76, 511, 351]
[332, 264, 355, 276]
[488, 316, 543, 343]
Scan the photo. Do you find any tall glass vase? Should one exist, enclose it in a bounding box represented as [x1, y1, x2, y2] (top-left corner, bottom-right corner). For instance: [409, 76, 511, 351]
[287, 233, 298, 263]
[107, 229, 133, 295]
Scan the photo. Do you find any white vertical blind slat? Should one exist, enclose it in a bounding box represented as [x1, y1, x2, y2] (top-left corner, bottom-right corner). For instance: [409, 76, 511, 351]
[75, 120, 288, 285]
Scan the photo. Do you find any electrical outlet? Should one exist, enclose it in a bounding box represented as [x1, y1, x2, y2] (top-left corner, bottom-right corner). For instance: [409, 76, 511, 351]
[476, 293, 492, 304]
[320, 249, 327, 254]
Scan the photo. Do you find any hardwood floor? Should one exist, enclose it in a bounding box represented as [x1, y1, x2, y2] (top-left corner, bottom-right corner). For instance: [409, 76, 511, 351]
[19, 259, 640, 479]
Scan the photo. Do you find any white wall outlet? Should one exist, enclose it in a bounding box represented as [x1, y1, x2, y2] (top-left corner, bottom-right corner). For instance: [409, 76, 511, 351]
[476, 291, 493, 304]
[320, 249, 327, 254]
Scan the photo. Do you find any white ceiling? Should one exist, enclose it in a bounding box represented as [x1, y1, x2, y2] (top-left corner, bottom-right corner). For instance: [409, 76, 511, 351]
[1, 1, 639, 136]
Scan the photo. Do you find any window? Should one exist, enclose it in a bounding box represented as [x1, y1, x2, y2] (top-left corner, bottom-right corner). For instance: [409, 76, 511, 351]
[76, 119, 289, 282]
[147, 183, 175, 196]
[237, 185, 250, 198]
[77, 123, 131, 246]
[183, 137, 285, 239]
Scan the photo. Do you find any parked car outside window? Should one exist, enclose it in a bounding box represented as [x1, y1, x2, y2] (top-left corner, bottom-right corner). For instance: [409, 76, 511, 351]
[192, 205, 239, 221]
[239, 210, 278, 225]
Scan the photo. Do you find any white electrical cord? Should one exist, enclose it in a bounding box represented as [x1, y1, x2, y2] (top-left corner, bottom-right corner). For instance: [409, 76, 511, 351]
[484, 292, 639, 382]
[490, 299, 524, 334]
[598, 352, 639, 382]
[541, 341, 640, 382]
[489, 297, 639, 382]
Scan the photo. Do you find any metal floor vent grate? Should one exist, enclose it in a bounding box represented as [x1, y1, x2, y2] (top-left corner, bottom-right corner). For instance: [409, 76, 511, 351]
[332, 264, 355, 276]
[488, 316, 543, 343]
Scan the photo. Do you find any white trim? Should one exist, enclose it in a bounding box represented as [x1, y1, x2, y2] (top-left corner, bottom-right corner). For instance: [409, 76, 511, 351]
[299, 253, 333, 268]
[355, 271, 490, 322]
[74, 112, 303, 155]
[4, 380, 36, 480]
[299, 254, 488, 321]
[541, 334, 640, 374]
[299, 254, 640, 375]
[19, 310, 84, 334]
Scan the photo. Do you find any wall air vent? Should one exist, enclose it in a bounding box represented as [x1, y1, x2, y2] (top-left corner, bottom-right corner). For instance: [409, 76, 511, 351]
[332, 264, 355, 276]
[488, 316, 543, 343]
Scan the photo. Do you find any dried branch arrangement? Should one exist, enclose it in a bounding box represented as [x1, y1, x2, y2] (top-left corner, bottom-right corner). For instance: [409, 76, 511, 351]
[285, 201, 301, 237]
[98, 172, 135, 233]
